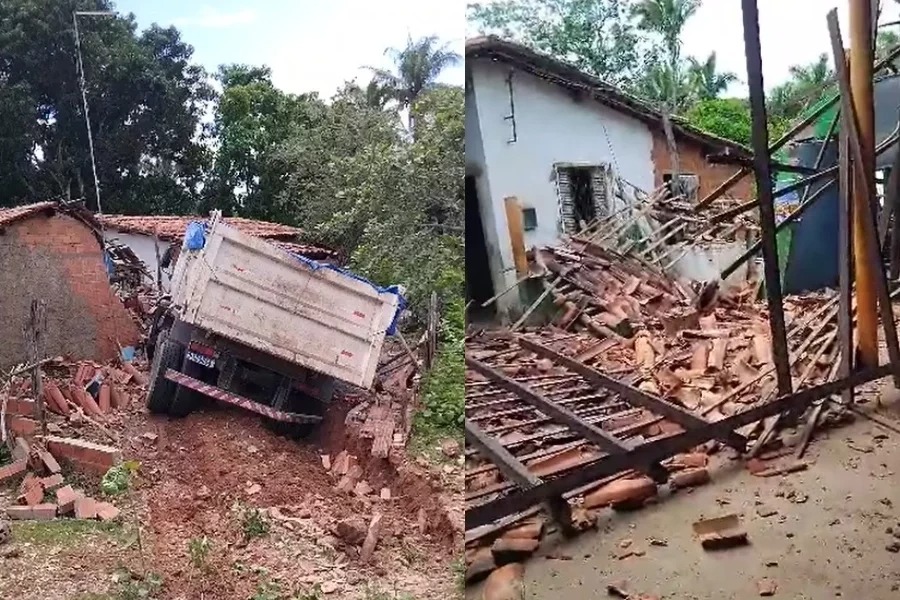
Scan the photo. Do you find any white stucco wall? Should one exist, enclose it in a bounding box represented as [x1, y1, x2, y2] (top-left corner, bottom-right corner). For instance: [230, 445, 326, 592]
[668, 241, 750, 287]
[103, 231, 174, 290]
[469, 59, 656, 252]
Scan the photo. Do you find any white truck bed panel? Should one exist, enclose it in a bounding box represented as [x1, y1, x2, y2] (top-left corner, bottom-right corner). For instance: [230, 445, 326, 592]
[170, 220, 399, 389]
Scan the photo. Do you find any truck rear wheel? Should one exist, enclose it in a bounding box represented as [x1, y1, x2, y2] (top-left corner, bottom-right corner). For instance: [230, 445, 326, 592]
[146, 332, 184, 414]
[168, 359, 203, 418]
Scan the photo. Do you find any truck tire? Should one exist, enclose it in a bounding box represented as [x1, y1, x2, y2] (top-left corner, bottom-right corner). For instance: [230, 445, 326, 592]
[168, 358, 202, 418]
[146, 332, 184, 414]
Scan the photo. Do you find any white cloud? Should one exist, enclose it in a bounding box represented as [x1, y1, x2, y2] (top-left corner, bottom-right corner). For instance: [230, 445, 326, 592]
[174, 6, 257, 29]
[267, 0, 465, 98]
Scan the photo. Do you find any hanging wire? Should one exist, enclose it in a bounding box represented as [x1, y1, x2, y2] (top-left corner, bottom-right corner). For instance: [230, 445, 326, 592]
[73, 12, 104, 216]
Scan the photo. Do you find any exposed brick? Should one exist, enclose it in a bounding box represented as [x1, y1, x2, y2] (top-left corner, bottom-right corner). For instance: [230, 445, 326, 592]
[465, 547, 495, 583]
[8, 416, 37, 437]
[56, 485, 79, 514]
[650, 131, 753, 202]
[37, 449, 61, 475]
[44, 381, 71, 416]
[669, 453, 709, 470]
[0, 459, 27, 483]
[583, 476, 658, 510]
[501, 520, 544, 541]
[96, 502, 120, 522]
[17, 473, 44, 506]
[482, 563, 525, 600]
[671, 468, 711, 490]
[109, 384, 126, 410]
[6, 503, 56, 521]
[74, 388, 103, 418]
[74, 496, 99, 520]
[40, 474, 65, 491]
[12, 437, 30, 461]
[491, 537, 540, 565]
[46, 436, 122, 471]
[359, 512, 383, 562]
[98, 383, 110, 413]
[6, 397, 35, 417]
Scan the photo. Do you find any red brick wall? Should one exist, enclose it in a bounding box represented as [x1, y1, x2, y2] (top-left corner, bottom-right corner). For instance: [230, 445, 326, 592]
[0, 212, 139, 368]
[651, 131, 753, 202]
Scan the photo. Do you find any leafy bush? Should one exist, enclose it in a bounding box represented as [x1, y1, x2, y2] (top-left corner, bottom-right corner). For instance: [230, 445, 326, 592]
[100, 461, 140, 496]
[415, 298, 464, 440]
[241, 507, 270, 540]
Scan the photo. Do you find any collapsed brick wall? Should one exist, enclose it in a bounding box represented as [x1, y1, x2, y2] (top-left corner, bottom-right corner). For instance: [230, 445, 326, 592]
[0, 213, 139, 369]
[651, 132, 754, 202]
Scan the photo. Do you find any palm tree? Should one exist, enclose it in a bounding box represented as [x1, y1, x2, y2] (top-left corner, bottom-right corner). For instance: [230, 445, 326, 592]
[688, 52, 738, 101]
[368, 35, 460, 132]
[633, 0, 701, 110]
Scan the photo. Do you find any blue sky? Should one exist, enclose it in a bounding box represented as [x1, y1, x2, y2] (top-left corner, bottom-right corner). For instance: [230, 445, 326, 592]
[114, 1, 465, 99]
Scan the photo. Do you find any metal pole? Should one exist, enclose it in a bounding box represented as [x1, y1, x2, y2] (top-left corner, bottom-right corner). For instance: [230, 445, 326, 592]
[73, 12, 104, 215]
[850, 0, 879, 366]
[740, 0, 793, 396]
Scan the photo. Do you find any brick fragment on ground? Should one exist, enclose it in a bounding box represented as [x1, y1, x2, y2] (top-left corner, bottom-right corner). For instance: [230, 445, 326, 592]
[669, 452, 709, 470]
[502, 519, 544, 541]
[46, 436, 121, 474]
[465, 547, 495, 583]
[321, 454, 331, 470]
[44, 381, 71, 416]
[56, 485, 80, 514]
[332, 450, 351, 475]
[12, 438, 30, 462]
[96, 502, 120, 521]
[482, 563, 525, 600]
[98, 383, 111, 413]
[671, 468, 711, 489]
[5, 398, 35, 418]
[583, 476, 657, 510]
[380, 487, 391, 500]
[0, 460, 27, 483]
[6, 504, 56, 521]
[17, 473, 44, 506]
[491, 537, 540, 565]
[755, 461, 808, 478]
[109, 384, 126, 409]
[74, 388, 103, 418]
[120, 361, 148, 386]
[693, 513, 749, 550]
[74, 496, 100, 520]
[37, 449, 61, 475]
[757, 578, 777, 596]
[39, 474, 64, 491]
[335, 517, 367, 546]
[359, 512, 383, 562]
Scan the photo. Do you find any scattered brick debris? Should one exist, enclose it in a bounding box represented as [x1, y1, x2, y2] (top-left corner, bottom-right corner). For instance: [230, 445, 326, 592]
[757, 578, 777, 596]
[754, 461, 808, 478]
[46, 436, 121, 474]
[481, 563, 525, 600]
[671, 467, 710, 489]
[693, 514, 750, 551]
[492, 538, 540, 565]
[0, 460, 27, 483]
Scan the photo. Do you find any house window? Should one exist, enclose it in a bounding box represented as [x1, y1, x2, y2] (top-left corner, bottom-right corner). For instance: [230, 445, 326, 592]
[522, 207, 538, 231]
[556, 165, 609, 234]
[663, 173, 700, 202]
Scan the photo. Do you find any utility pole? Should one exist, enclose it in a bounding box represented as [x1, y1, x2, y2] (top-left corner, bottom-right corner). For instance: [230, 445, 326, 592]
[849, 0, 879, 367]
[72, 10, 114, 215]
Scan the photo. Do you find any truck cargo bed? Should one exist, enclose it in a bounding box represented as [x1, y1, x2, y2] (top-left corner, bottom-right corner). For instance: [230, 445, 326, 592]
[170, 218, 400, 389]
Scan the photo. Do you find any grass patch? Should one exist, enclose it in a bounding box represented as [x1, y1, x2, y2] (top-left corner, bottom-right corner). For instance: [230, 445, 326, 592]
[13, 519, 126, 547]
[363, 588, 416, 600]
[240, 506, 270, 540]
[250, 579, 282, 600]
[72, 570, 163, 600]
[100, 461, 139, 497]
[409, 298, 463, 461]
[188, 535, 212, 570]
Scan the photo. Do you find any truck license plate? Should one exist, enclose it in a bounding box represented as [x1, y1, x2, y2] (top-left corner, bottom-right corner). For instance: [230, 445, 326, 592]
[186, 351, 216, 368]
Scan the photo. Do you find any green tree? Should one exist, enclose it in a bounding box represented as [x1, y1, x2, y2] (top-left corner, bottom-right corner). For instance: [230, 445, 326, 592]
[205, 64, 326, 219]
[468, 0, 650, 87]
[632, 0, 700, 108]
[0, 0, 212, 212]
[368, 35, 460, 131]
[767, 53, 833, 124]
[684, 98, 751, 145]
[688, 52, 737, 100]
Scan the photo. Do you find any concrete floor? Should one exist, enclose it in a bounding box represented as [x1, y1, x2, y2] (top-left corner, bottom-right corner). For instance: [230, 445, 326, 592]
[468, 394, 900, 599]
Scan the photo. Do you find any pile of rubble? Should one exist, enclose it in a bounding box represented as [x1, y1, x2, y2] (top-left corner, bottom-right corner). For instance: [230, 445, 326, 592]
[4, 357, 147, 440]
[0, 435, 122, 522]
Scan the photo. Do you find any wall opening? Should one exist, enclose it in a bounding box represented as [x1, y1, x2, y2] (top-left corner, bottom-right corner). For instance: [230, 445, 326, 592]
[663, 172, 700, 202]
[557, 165, 609, 234]
[465, 175, 496, 319]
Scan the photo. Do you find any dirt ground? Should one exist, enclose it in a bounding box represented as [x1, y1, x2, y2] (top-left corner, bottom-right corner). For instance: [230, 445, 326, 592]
[467, 387, 900, 600]
[0, 394, 464, 600]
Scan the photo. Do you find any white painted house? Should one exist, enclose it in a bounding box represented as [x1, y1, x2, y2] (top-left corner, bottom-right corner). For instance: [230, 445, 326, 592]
[465, 37, 753, 318]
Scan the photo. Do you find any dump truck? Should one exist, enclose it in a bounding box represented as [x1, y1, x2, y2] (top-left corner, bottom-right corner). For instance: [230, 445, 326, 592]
[145, 212, 402, 435]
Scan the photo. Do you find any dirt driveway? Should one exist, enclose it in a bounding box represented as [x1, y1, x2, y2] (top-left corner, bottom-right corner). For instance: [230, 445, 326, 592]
[0, 397, 464, 600]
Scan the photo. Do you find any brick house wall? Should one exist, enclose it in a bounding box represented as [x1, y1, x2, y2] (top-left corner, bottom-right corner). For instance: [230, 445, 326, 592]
[0, 212, 140, 368]
[651, 131, 754, 202]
